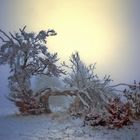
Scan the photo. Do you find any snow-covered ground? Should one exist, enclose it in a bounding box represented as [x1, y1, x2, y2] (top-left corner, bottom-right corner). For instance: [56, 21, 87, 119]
[0, 66, 140, 140]
[0, 112, 140, 140]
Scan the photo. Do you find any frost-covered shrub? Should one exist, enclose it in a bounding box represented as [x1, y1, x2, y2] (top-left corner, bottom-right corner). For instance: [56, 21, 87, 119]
[124, 82, 140, 118]
[84, 98, 132, 128]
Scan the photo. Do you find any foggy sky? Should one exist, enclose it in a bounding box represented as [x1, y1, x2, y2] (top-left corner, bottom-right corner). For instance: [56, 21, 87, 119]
[0, 0, 140, 86]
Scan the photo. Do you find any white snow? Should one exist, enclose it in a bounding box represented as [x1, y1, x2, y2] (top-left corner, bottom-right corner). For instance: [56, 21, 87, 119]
[0, 112, 140, 140]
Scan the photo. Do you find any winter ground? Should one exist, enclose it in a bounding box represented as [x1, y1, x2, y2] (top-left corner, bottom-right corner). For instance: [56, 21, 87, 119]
[0, 90, 140, 140]
[0, 66, 140, 140]
[0, 111, 140, 140]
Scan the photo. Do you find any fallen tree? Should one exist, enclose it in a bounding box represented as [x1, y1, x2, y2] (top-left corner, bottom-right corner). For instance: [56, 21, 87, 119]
[8, 87, 92, 115]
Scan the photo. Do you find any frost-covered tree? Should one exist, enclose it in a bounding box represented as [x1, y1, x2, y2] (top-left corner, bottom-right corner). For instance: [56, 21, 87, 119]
[63, 52, 98, 89]
[63, 52, 116, 113]
[0, 26, 63, 108]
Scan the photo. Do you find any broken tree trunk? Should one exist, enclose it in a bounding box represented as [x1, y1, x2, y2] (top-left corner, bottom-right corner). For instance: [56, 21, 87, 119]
[35, 88, 92, 111]
[8, 87, 110, 115]
[8, 88, 81, 115]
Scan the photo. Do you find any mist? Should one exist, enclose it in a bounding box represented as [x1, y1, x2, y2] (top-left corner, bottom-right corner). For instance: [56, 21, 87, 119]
[0, 0, 140, 98]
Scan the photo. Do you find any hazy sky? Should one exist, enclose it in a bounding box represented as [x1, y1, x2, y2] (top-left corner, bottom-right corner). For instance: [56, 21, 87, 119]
[0, 0, 140, 83]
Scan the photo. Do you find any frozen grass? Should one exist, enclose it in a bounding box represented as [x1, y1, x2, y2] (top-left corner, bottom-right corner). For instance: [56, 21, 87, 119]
[0, 112, 140, 140]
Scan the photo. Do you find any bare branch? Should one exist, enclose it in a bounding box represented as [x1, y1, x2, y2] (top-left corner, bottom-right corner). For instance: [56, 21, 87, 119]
[109, 83, 139, 88]
[9, 32, 21, 45]
[0, 29, 13, 43]
[0, 36, 9, 43]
